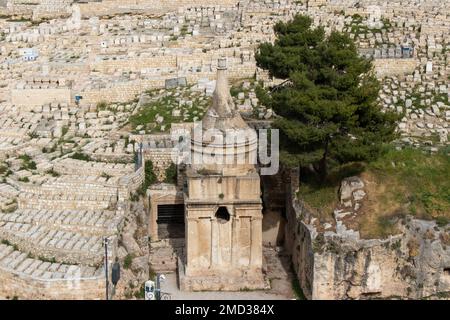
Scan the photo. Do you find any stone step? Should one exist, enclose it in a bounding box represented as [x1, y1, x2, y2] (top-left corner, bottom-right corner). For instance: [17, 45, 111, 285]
[0, 243, 103, 281]
[0, 222, 111, 266]
[0, 209, 123, 236]
[17, 193, 115, 211]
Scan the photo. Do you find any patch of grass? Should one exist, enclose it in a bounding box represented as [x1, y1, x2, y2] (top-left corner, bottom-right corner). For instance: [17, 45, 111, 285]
[19, 154, 37, 170]
[435, 216, 449, 227]
[129, 96, 177, 132]
[368, 146, 449, 219]
[374, 215, 399, 238]
[129, 90, 209, 133]
[298, 162, 365, 223]
[298, 146, 450, 238]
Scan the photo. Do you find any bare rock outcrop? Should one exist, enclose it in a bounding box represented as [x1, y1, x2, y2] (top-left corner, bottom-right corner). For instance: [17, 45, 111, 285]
[288, 176, 450, 300]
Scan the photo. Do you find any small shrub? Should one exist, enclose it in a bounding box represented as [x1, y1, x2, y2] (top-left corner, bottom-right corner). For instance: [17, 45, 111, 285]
[101, 172, 112, 180]
[407, 238, 420, 258]
[133, 283, 145, 299]
[61, 126, 69, 137]
[123, 254, 133, 269]
[45, 169, 60, 177]
[1, 239, 11, 246]
[164, 163, 177, 184]
[27, 161, 37, 170]
[18, 154, 37, 170]
[0, 164, 7, 174]
[97, 101, 108, 110]
[143, 160, 157, 187]
[390, 240, 402, 251]
[436, 216, 449, 228]
[70, 152, 92, 161]
[38, 256, 57, 263]
[292, 278, 306, 300]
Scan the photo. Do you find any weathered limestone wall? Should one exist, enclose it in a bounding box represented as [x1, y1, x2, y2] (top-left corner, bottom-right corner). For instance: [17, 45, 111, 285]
[0, 267, 105, 300]
[80, 62, 255, 105]
[0, 228, 111, 266]
[118, 165, 145, 200]
[92, 56, 177, 74]
[11, 88, 72, 106]
[143, 144, 178, 182]
[373, 58, 419, 78]
[3, 0, 72, 19]
[287, 184, 450, 300]
[78, 0, 240, 17]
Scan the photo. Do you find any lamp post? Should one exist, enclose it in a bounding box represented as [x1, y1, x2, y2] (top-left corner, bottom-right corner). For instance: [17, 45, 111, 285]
[103, 237, 109, 300]
[155, 273, 161, 301]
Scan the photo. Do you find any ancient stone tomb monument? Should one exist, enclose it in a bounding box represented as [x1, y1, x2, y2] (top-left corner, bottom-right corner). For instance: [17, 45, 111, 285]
[179, 58, 267, 291]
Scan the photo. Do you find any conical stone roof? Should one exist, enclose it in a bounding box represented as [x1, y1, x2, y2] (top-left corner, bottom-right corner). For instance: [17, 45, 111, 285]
[201, 58, 249, 133]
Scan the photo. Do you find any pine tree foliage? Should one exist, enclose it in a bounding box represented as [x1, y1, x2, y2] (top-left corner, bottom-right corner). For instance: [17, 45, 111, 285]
[255, 15, 400, 179]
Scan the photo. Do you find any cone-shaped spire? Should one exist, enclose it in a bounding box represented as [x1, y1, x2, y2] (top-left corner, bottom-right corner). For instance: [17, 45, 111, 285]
[201, 58, 249, 132]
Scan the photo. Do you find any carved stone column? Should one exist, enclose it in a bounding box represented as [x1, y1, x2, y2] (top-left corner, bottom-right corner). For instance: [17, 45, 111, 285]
[231, 216, 240, 266]
[185, 216, 198, 274]
[250, 215, 262, 268]
[211, 217, 218, 267]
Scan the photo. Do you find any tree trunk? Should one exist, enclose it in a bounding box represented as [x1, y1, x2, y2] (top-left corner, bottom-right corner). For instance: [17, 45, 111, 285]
[318, 139, 329, 182]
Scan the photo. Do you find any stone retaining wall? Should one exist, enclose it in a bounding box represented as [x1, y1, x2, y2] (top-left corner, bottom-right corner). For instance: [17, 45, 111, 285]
[78, 0, 240, 17]
[0, 266, 105, 300]
[373, 58, 419, 78]
[80, 62, 255, 104]
[118, 165, 144, 200]
[11, 88, 72, 106]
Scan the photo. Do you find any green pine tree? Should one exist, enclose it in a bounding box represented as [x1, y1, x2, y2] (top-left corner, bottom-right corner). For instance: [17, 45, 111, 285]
[256, 15, 400, 180]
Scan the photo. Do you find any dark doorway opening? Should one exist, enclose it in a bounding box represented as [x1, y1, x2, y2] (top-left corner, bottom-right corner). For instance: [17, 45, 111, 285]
[157, 204, 185, 239]
[444, 268, 450, 276]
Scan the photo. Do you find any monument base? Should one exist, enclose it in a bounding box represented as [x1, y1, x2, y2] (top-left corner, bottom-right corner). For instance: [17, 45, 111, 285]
[178, 258, 269, 291]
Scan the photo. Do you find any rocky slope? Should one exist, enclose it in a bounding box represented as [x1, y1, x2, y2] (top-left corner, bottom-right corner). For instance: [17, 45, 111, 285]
[288, 175, 450, 300]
